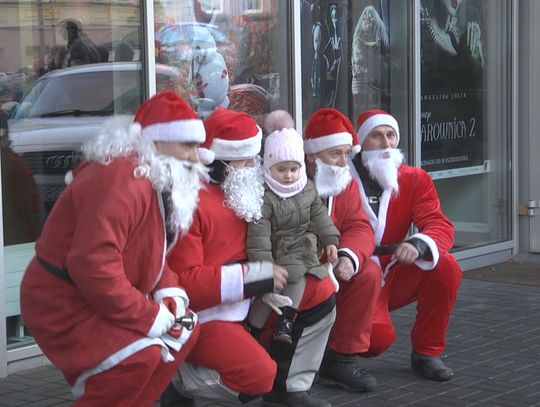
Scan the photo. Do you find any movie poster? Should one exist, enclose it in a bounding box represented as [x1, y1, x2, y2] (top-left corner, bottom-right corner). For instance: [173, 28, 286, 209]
[350, 1, 391, 119]
[420, 0, 487, 178]
[301, 1, 391, 122]
[300, 0, 350, 121]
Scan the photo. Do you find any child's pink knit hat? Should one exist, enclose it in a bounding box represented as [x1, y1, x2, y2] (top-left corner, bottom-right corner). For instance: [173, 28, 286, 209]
[263, 127, 305, 171]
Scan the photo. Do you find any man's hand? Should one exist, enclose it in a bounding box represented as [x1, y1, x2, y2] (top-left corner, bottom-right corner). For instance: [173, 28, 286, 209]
[325, 244, 338, 263]
[393, 242, 419, 265]
[273, 264, 288, 291]
[333, 256, 355, 281]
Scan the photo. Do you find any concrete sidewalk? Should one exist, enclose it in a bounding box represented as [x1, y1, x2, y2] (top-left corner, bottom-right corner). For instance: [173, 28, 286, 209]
[1, 263, 540, 406]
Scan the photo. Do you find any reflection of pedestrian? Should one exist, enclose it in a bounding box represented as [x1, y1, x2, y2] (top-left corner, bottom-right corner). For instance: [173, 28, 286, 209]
[44, 45, 67, 73]
[1, 122, 42, 245]
[59, 19, 108, 67]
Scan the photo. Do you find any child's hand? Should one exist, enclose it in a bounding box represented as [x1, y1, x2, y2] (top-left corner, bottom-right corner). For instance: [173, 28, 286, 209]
[273, 264, 288, 291]
[325, 245, 338, 263]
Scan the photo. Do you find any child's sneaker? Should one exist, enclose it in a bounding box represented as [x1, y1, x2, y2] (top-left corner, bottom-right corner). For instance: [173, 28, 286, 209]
[272, 316, 293, 345]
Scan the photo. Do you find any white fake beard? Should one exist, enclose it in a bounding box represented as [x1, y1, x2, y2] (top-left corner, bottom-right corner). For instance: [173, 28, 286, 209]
[361, 148, 403, 195]
[167, 158, 207, 235]
[134, 154, 207, 235]
[314, 158, 352, 198]
[221, 158, 265, 222]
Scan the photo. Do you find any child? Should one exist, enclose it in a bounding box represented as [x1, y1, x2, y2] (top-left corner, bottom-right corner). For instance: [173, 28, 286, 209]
[247, 120, 340, 345]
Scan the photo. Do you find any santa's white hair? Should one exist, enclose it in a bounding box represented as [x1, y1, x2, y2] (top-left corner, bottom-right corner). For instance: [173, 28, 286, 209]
[83, 116, 207, 234]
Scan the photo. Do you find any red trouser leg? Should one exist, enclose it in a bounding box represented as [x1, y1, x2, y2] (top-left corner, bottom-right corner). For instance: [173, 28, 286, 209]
[186, 321, 276, 396]
[138, 325, 200, 405]
[407, 254, 461, 356]
[74, 326, 199, 407]
[327, 259, 382, 354]
[360, 285, 395, 357]
[362, 254, 462, 357]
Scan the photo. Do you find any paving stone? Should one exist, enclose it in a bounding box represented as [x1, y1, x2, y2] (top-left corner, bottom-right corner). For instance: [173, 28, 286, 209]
[2, 272, 540, 407]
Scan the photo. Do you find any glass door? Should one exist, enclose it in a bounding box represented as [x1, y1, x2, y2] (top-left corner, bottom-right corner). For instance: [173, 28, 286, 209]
[420, 0, 513, 251]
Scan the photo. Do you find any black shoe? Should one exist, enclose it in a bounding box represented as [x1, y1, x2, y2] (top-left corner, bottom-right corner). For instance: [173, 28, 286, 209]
[272, 317, 293, 345]
[159, 382, 195, 407]
[262, 391, 331, 407]
[318, 350, 377, 393]
[410, 350, 454, 381]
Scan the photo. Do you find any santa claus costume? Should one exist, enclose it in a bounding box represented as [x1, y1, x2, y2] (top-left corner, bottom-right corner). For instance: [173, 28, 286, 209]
[350, 110, 462, 377]
[303, 108, 381, 393]
[20, 92, 204, 406]
[166, 108, 336, 407]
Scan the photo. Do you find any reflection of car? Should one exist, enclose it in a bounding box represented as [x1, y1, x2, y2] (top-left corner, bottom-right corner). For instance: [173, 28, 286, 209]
[156, 22, 236, 83]
[7, 62, 181, 214]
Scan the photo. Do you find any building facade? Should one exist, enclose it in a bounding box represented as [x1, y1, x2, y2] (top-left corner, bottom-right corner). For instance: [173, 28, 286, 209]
[0, 0, 538, 376]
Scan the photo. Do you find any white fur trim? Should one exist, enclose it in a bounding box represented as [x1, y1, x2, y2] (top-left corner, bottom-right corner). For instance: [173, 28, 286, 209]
[244, 260, 274, 284]
[348, 157, 378, 232]
[198, 147, 216, 165]
[304, 131, 353, 154]
[142, 119, 205, 143]
[197, 299, 251, 324]
[64, 170, 74, 185]
[72, 337, 167, 398]
[410, 232, 440, 270]
[338, 248, 360, 274]
[221, 263, 244, 303]
[153, 287, 189, 306]
[357, 114, 400, 146]
[351, 144, 361, 155]
[211, 126, 262, 161]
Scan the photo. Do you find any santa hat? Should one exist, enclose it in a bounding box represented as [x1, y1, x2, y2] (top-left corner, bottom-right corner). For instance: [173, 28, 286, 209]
[356, 109, 400, 147]
[263, 128, 304, 171]
[303, 108, 361, 155]
[134, 91, 205, 143]
[199, 108, 262, 164]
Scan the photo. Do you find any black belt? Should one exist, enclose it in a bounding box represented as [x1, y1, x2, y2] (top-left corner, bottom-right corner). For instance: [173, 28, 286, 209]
[36, 256, 73, 284]
[373, 244, 399, 256]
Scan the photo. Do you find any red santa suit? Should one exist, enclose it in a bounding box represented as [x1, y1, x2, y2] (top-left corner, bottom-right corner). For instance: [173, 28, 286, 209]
[324, 179, 383, 354]
[350, 161, 462, 357]
[167, 181, 276, 399]
[168, 181, 336, 399]
[20, 157, 198, 406]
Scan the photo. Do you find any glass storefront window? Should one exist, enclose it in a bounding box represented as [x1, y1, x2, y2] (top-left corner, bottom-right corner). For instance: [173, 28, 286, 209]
[153, 0, 291, 125]
[420, 0, 512, 250]
[1, 0, 143, 350]
[300, 0, 411, 154]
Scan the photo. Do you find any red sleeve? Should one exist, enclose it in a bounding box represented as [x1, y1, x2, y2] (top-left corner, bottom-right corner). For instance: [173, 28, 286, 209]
[410, 169, 454, 253]
[167, 208, 225, 311]
[332, 181, 375, 267]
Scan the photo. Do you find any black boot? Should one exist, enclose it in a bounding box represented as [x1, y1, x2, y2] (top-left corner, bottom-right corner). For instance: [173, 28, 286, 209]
[410, 350, 454, 381]
[159, 382, 195, 407]
[318, 349, 377, 393]
[262, 390, 331, 407]
[272, 307, 296, 345]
